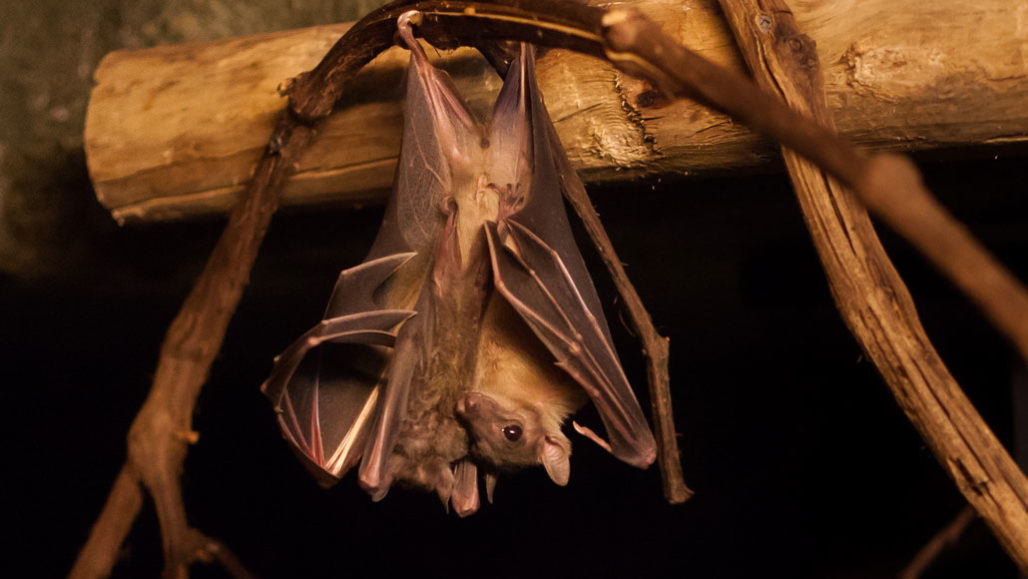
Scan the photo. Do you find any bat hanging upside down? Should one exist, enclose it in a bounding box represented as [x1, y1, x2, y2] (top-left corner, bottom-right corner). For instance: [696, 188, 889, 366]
[262, 11, 656, 516]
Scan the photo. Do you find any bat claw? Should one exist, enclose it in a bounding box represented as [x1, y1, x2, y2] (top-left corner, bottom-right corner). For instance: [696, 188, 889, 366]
[397, 11, 427, 63]
[399, 9, 423, 28]
[572, 421, 613, 454]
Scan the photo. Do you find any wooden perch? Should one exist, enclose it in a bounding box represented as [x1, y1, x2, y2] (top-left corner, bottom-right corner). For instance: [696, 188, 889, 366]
[85, 0, 1028, 222]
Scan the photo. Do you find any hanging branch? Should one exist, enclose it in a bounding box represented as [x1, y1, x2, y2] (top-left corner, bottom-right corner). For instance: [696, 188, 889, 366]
[72, 0, 1028, 576]
[70, 113, 311, 579]
[713, 0, 1028, 570]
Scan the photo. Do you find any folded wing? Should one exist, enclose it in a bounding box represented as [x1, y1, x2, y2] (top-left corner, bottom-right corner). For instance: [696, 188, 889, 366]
[486, 45, 657, 469]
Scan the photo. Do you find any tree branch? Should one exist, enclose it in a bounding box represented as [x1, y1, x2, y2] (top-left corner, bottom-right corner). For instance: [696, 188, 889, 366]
[715, 0, 1028, 570]
[70, 110, 313, 578]
[69, 465, 143, 578]
[595, 5, 1028, 362]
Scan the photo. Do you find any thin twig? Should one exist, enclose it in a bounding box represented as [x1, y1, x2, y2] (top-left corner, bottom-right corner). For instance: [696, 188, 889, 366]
[900, 506, 977, 579]
[714, 0, 1028, 570]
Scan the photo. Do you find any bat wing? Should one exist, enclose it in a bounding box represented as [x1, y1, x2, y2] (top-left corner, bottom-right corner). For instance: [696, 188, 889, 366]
[364, 21, 482, 264]
[261, 307, 415, 485]
[356, 291, 430, 499]
[273, 21, 486, 497]
[355, 25, 492, 499]
[262, 253, 421, 485]
[490, 46, 615, 347]
[485, 46, 657, 469]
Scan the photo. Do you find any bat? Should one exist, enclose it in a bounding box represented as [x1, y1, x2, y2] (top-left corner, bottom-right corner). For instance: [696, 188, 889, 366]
[262, 12, 656, 515]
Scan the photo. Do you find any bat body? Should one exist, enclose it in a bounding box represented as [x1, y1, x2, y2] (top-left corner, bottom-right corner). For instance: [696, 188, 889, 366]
[262, 13, 656, 515]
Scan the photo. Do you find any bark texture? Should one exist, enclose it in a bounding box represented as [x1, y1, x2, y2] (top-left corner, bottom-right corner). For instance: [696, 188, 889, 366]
[84, 0, 1028, 222]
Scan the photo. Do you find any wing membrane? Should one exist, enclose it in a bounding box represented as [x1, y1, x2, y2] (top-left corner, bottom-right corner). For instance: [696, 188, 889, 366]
[485, 46, 656, 469]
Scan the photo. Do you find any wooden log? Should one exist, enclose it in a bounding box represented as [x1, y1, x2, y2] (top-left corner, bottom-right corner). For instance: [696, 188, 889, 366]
[84, 0, 1028, 222]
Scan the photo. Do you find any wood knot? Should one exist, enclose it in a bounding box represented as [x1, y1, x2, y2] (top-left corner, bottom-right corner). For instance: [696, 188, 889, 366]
[948, 457, 990, 497]
[780, 34, 819, 70]
[756, 13, 773, 33]
[636, 88, 670, 109]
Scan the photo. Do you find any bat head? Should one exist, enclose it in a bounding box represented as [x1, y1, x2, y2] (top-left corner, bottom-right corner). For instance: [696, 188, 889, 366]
[455, 390, 571, 485]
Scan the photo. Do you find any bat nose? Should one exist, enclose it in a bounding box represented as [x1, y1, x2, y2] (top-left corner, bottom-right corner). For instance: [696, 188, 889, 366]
[455, 393, 479, 416]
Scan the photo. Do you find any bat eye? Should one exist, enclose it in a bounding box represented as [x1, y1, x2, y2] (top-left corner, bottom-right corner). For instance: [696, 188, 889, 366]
[501, 424, 523, 442]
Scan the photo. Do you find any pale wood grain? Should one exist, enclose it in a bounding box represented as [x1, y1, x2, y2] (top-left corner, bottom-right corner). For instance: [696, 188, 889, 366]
[84, 0, 1028, 222]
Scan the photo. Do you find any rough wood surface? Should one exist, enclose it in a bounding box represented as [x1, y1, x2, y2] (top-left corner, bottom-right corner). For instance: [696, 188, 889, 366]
[84, 0, 1028, 222]
[716, 0, 1028, 571]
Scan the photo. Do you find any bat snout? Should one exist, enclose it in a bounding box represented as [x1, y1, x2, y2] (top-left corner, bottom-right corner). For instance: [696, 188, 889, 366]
[455, 391, 487, 417]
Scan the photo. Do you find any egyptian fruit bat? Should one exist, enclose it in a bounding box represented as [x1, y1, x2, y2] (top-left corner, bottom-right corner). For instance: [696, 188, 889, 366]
[262, 12, 656, 515]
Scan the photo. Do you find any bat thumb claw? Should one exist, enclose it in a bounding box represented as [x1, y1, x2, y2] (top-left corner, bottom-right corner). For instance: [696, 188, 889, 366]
[437, 486, 453, 512]
[572, 421, 613, 454]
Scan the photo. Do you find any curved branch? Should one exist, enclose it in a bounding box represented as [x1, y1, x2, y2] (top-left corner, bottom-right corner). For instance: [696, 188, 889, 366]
[70, 465, 143, 578]
[715, 0, 1028, 570]
[71, 112, 313, 578]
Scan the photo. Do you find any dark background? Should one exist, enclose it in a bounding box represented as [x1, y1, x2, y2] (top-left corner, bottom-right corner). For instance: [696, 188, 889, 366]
[1, 2, 1026, 577]
[3, 150, 1026, 577]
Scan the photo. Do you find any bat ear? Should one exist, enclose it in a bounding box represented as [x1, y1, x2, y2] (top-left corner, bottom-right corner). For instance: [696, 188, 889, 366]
[538, 434, 571, 486]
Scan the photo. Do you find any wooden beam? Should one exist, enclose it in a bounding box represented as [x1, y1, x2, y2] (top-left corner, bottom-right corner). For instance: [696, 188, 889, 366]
[84, 0, 1028, 222]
